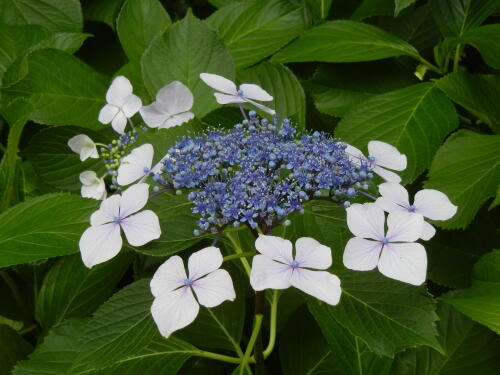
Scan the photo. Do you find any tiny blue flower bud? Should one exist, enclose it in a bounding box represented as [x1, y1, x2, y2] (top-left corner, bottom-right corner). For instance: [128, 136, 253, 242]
[193, 229, 201, 236]
[344, 201, 351, 208]
[284, 219, 291, 227]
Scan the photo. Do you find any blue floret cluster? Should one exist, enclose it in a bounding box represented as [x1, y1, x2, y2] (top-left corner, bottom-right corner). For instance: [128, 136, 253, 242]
[155, 113, 373, 233]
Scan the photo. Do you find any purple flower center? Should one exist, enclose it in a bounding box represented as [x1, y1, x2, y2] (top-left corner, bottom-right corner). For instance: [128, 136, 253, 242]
[409, 204, 416, 212]
[183, 279, 193, 286]
[290, 260, 299, 269]
[382, 237, 389, 244]
[113, 216, 122, 223]
[237, 89, 244, 96]
[368, 156, 376, 162]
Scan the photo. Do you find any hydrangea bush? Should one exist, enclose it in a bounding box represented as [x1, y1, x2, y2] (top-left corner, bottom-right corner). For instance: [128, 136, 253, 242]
[1, 1, 499, 374]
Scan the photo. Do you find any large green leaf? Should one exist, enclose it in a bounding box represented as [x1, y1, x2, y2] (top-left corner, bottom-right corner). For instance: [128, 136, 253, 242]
[310, 270, 442, 357]
[36, 253, 131, 330]
[436, 72, 500, 133]
[142, 11, 235, 118]
[0, 325, 32, 375]
[424, 130, 500, 229]
[0, 193, 98, 267]
[0, 0, 83, 33]
[395, 0, 416, 16]
[351, 0, 394, 20]
[238, 62, 306, 127]
[336, 83, 458, 183]
[461, 24, 500, 70]
[272, 20, 420, 63]
[2, 49, 107, 130]
[443, 250, 500, 334]
[207, 0, 305, 69]
[83, 0, 125, 30]
[117, 0, 171, 64]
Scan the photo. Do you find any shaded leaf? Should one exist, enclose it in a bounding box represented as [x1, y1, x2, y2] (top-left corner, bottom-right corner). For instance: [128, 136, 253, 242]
[0, 325, 32, 375]
[462, 24, 500, 70]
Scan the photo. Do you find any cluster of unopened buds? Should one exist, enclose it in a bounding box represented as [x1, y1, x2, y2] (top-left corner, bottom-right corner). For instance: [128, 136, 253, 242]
[69, 72, 457, 339]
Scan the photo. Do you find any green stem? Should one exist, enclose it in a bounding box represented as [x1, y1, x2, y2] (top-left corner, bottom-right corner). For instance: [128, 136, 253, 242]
[416, 56, 442, 75]
[224, 232, 252, 276]
[194, 350, 245, 364]
[223, 252, 255, 263]
[95, 142, 108, 148]
[240, 314, 264, 374]
[263, 290, 279, 358]
[453, 43, 462, 72]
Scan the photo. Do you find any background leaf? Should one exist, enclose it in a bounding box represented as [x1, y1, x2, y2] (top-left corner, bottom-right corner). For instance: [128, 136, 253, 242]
[461, 24, 500, 70]
[0, 325, 32, 375]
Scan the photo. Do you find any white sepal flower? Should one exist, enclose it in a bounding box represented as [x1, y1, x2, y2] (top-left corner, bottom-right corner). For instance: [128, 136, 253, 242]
[117, 143, 155, 186]
[250, 235, 341, 305]
[200, 73, 275, 115]
[150, 246, 236, 338]
[79, 183, 160, 268]
[140, 81, 195, 129]
[80, 171, 106, 200]
[68, 134, 98, 161]
[345, 140, 407, 183]
[343, 203, 426, 286]
[375, 183, 457, 240]
[98, 76, 142, 134]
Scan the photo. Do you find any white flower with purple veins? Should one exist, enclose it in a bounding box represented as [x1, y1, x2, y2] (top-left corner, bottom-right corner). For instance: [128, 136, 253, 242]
[200, 73, 276, 115]
[345, 140, 407, 183]
[79, 183, 160, 268]
[343, 203, 426, 286]
[375, 183, 457, 241]
[250, 235, 341, 305]
[79, 171, 106, 200]
[98, 76, 142, 134]
[150, 246, 236, 338]
[140, 81, 195, 129]
[117, 143, 160, 186]
[68, 134, 98, 161]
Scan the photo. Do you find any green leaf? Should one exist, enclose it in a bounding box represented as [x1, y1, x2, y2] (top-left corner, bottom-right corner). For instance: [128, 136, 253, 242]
[272, 20, 420, 63]
[424, 130, 500, 229]
[83, 0, 125, 30]
[0, 0, 83, 33]
[351, 0, 394, 21]
[461, 24, 500, 70]
[207, 0, 305, 69]
[23, 126, 107, 191]
[117, 0, 171, 63]
[0, 193, 98, 267]
[238, 62, 306, 128]
[430, 0, 499, 37]
[443, 250, 500, 334]
[142, 11, 235, 118]
[336, 83, 458, 183]
[490, 184, 500, 210]
[310, 270, 442, 357]
[36, 253, 131, 330]
[0, 325, 32, 375]
[395, 0, 416, 16]
[435, 72, 500, 133]
[2, 49, 107, 130]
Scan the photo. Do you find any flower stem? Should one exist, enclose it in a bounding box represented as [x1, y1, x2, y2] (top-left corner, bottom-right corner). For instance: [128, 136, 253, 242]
[194, 350, 245, 364]
[148, 188, 171, 200]
[223, 252, 255, 262]
[224, 232, 252, 275]
[416, 56, 442, 75]
[239, 314, 264, 374]
[239, 104, 249, 121]
[95, 142, 109, 148]
[357, 189, 378, 201]
[263, 290, 279, 358]
[453, 43, 462, 72]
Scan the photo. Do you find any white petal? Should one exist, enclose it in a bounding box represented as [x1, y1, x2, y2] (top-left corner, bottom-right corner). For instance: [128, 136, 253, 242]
[193, 269, 236, 308]
[413, 189, 457, 221]
[420, 221, 436, 241]
[160, 112, 195, 129]
[139, 102, 164, 128]
[80, 170, 99, 185]
[378, 243, 427, 286]
[239, 83, 273, 101]
[244, 98, 276, 115]
[249, 255, 292, 291]
[343, 237, 382, 271]
[386, 211, 424, 242]
[121, 94, 142, 117]
[106, 76, 133, 106]
[111, 111, 127, 134]
[68, 135, 98, 161]
[294, 237, 332, 270]
[346, 203, 385, 241]
[119, 182, 149, 218]
[290, 269, 341, 306]
[372, 165, 402, 183]
[81, 179, 106, 200]
[79, 223, 122, 268]
[117, 144, 154, 186]
[188, 246, 223, 281]
[150, 256, 187, 298]
[151, 287, 199, 338]
[214, 93, 245, 104]
[120, 210, 161, 246]
[344, 144, 365, 166]
[90, 195, 121, 226]
[376, 183, 410, 213]
[200, 73, 237, 95]
[368, 140, 407, 171]
[156, 81, 194, 114]
[255, 234, 293, 264]
[98, 104, 119, 125]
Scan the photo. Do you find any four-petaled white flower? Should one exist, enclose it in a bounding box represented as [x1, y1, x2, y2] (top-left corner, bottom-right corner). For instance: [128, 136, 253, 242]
[150, 246, 236, 338]
[343, 203, 426, 286]
[345, 141, 407, 183]
[79, 171, 106, 200]
[375, 183, 457, 241]
[250, 235, 341, 305]
[200, 73, 275, 115]
[98, 76, 142, 134]
[140, 81, 195, 129]
[79, 183, 160, 268]
[117, 143, 160, 186]
[68, 134, 98, 161]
